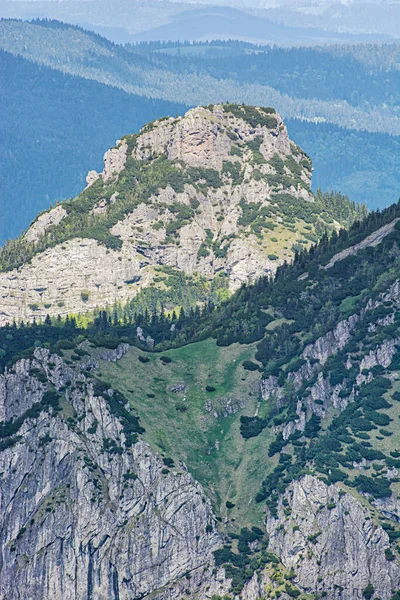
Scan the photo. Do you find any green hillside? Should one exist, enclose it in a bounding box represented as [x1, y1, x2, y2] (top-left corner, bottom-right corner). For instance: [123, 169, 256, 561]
[4, 202, 400, 595]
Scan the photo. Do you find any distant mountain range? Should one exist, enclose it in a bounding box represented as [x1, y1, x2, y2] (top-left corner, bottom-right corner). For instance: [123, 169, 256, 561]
[0, 0, 394, 45]
[127, 6, 391, 45]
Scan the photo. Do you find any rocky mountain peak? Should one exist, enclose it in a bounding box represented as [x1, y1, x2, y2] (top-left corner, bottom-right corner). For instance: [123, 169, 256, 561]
[87, 103, 304, 186]
[0, 104, 359, 326]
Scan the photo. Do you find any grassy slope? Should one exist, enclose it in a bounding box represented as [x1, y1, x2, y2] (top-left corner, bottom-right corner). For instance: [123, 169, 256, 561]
[99, 334, 400, 538]
[99, 339, 277, 529]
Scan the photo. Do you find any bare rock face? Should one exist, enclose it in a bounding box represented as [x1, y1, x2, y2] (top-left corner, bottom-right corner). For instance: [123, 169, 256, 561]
[267, 475, 400, 600]
[102, 139, 128, 182]
[0, 104, 324, 325]
[302, 314, 360, 366]
[135, 107, 232, 170]
[0, 349, 227, 600]
[0, 238, 155, 324]
[24, 205, 67, 243]
[324, 217, 400, 269]
[360, 338, 399, 371]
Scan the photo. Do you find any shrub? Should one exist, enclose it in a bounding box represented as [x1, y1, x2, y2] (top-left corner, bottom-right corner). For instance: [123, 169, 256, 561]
[240, 416, 267, 439]
[160, 355, 172, 364]
[364, 410, 391, 426]
[285, 584, 301, 598]
[197, 244, 210, 259]
[225, 104, 277, 129]
[138, 355, 150, 363]
[268, 433, 285, 456]
[363, 584, 375, 599]
[385, 548, 395, 561]
[242, 360, 259, 371]
[353, 474, 392, 498]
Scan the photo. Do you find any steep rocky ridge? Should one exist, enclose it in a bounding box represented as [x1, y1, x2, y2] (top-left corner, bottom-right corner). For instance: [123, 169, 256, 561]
[260, 277, 400, 444]
[0, 103, 363, 325]
[0, 348, 228, 600]
[267, 475, 400, 599]
[4, 341, 400, 600]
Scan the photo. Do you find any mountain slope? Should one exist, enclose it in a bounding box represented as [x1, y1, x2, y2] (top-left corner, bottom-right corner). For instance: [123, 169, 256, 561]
[0, 103, 364, 326]
[0, 345, 227, 600]
[94, 202, 400, 598]
[1, 20, 399, 136]
[4, 204, 400, 599]
[0, 49, 187, 243]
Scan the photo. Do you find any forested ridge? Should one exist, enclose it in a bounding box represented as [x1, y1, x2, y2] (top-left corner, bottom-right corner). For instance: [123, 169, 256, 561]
[2, 20, 399, 135]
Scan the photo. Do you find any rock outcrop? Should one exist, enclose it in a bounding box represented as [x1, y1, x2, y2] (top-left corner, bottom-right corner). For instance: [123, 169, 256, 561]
[0, 104, 349, 326]
[324, 217, 400, 269]
[24, 205, 67, 243]
[0, 349, 227, 600]
[302, 313, 360, 366]
[267, 475, 400, 600]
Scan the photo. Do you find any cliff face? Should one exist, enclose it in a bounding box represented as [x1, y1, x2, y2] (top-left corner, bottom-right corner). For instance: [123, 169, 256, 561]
[0, 103, 351, 326]
[267, 475, 400, 600]
[0, 349, 227, 600]
[3, 344, 400, 600]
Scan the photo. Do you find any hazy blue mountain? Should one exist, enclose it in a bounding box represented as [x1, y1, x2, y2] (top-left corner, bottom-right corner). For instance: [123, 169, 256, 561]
[0, 50, 187, 243]
[262, 1, 400, 39]
[129, 6, 390, 45]
[0, 0, 393, 46]
[286, 119, 400, 209]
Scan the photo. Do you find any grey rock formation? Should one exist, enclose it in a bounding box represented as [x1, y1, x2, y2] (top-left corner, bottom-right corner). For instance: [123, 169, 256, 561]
[360, 338, 399, 372]
[0, 349, 228, 600]
[324, 218, 400, 269]
[267, 475, 400, 600]
[205, 396, 246, 418]
[302, 313, 359, 365]
[95, 342, 130, 362]
[24, 205, 67, 243]
[0, 105, 322, 326]
[260, 279, 400, 446]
